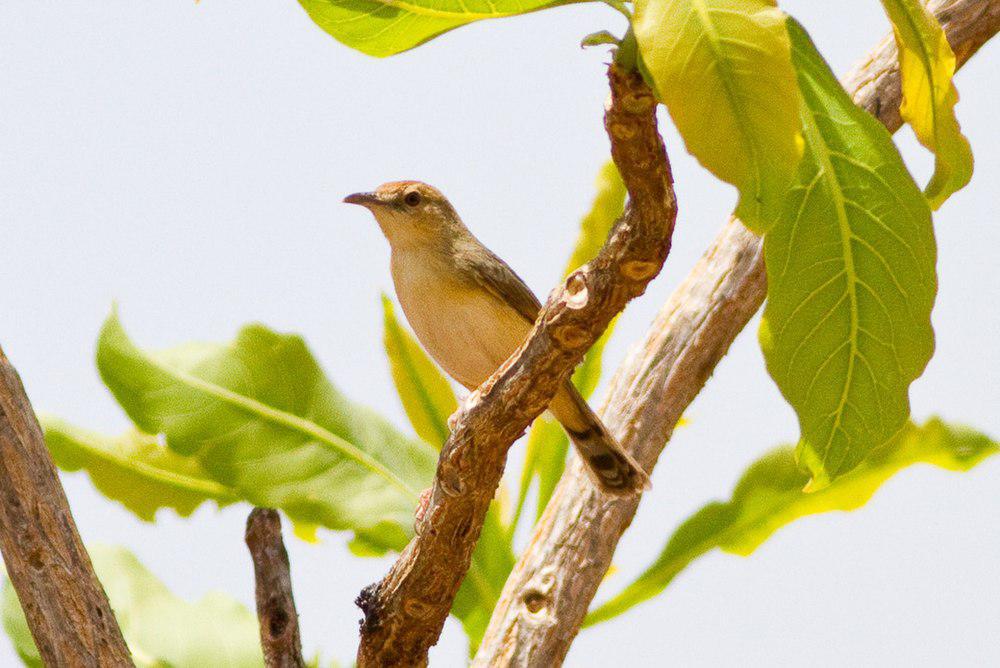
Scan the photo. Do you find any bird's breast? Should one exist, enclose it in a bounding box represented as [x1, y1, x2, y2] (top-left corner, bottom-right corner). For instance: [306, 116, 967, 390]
[391, 251, 532, 390]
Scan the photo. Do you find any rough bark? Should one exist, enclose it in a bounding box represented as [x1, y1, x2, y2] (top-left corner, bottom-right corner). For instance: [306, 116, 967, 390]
[0, 346, 133, 667]
[473, 1, 999, 664]
[246, 508, 305, 668]
[355, 63, 678, 667]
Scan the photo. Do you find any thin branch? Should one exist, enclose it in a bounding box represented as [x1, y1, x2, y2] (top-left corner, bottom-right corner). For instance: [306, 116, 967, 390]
[473, 1, 1000, 664]
[245, 508, 305, 668]
[0, 345, 133, 666]
[355, 63, 678, 667]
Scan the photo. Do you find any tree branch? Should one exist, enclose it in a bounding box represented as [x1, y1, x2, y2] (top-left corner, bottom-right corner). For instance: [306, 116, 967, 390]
[355, 63, 678, 667]
[0, 345, 133, 666]
[246, 508, 304, 668]
[473, 1, 999, 664]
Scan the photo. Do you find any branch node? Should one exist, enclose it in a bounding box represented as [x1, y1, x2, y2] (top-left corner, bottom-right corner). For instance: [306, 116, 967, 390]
[620, 259, 660, 282]
[562, 271, 590, 310]
[356, 584, 382, 634]
[522, 590, 548, 615]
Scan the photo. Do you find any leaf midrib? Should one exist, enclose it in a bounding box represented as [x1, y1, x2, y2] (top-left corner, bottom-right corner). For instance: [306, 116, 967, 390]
[140, 350, 419, 498]
[797, 95, 860, 475]
[62, 427, 237, 500]
[886, 0, 942, 131]
[689, 0, 762, 202]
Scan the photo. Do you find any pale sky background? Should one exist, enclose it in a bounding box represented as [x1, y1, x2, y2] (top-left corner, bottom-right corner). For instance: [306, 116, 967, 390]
[1, 2, 998, 666]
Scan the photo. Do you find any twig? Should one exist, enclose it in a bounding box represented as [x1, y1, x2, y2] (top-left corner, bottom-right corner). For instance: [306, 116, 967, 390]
[245, 508, 304, 668]
[472, 1, 1000, 664]
[355, 63, 678, 667]
[0, 345, 133, 666]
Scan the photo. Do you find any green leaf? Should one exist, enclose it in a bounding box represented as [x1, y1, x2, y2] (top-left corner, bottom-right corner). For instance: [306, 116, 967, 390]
[96, 310, 436, 552]
[633, 0, 803, 230]
[87, 311, 509, 651]
[4, 545, 264, 667]
[878, 0, 973, 208]
[296, 0, 575, 58]
[758, 20, 936, 488]
[580, 30, 621, 49]
[567, 161, 627, 399]
[511, 418, 570, 532]
[42, 417, 238, 521]
[585, 418, 998, 625]
[382, 294, 458, 449]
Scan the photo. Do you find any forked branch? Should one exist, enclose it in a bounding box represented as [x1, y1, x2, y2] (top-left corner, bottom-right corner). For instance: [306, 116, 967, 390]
[355, 63, 678, 667]
[472, 1, 1000, 664]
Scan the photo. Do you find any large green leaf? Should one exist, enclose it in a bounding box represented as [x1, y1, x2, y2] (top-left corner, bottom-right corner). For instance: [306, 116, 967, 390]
[297, 0, 575, 58]
[759, 20, 936, 488]
[96, 310, 437, 551]
[878, 0, 973, 208]
[633, 0, 803, 230]
[382, 294, 457, 449]
[3, 544, 264, 667]
[585, 418, 998, 624]
[42, 417, 238, 521]
[56, 311, 508, 651]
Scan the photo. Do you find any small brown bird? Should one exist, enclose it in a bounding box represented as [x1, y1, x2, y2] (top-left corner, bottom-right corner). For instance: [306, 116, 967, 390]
[345, 180, 648, 495]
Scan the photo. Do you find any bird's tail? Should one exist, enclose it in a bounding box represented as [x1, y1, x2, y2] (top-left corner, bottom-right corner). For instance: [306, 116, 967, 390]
[549, 384, 650, 495]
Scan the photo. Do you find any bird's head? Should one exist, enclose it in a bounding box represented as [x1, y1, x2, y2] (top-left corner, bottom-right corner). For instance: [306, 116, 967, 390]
[344, 181, 464, 250]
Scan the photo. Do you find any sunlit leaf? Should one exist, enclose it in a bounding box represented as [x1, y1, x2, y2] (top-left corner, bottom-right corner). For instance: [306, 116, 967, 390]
[382, 294, 457, 449]
[3, 545, 264, 667]
[78, 311, 509, 651]
[759, 21, 936, 488]
[633, 0, 803, 230]
[585, 418, 998, 624]
[878, 0, 973, 207]
[297, 0, 577, 58]
[42, 418, 238, 521]
[96, 310, 436, 552]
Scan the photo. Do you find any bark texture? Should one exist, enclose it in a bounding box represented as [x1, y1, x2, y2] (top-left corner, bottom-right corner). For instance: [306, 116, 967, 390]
[246, 508, 305, 668]
[355, 64, 678, 667]
[473, 2, 999, 664]
[0, 346, 133, 667]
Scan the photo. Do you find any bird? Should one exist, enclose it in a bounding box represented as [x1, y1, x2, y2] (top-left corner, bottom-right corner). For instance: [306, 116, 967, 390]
[345, 180, 648, 495]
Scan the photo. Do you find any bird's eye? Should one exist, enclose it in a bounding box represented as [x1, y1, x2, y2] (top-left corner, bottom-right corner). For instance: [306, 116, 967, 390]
[403, 191, 422, 207]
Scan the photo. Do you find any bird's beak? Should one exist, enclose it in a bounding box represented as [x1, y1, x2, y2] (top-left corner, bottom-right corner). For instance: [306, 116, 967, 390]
[343, 191, 382, 209]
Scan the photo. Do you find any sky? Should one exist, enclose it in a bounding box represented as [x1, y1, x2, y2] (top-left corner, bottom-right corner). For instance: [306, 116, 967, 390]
[1, 1, 998, 666]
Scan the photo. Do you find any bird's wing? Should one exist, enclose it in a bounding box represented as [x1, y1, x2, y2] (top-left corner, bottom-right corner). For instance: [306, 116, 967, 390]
[466, 248, 542, 326]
